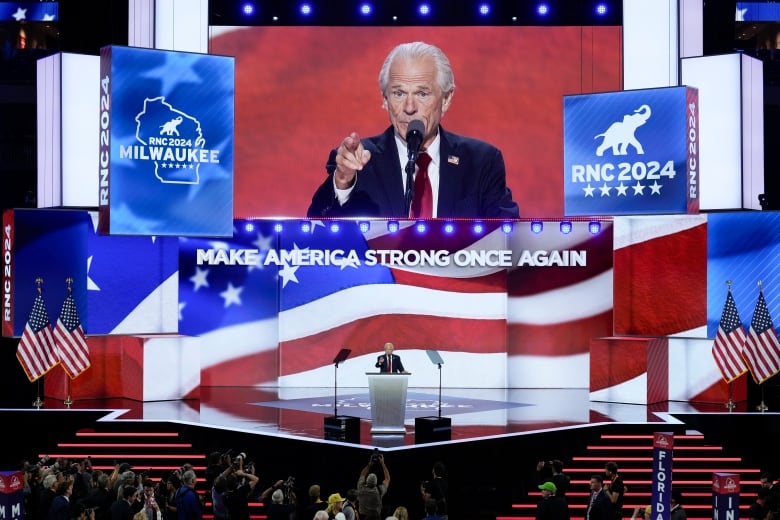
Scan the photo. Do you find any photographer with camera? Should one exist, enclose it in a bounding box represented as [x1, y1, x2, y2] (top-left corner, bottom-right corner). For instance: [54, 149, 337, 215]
[220, 454, 259, 520]
[357, 451, 390, 520]
[421, 462, 448, 520]
[261, 479, 296, 520]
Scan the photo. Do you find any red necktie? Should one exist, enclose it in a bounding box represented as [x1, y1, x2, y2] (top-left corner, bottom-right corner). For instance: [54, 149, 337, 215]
[410, 152, 433, 218]
[388, 355, 392, 373]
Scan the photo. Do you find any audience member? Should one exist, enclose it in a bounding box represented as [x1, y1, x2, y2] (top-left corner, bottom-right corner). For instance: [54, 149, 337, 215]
[39, 474, 59, 520]
[82, 472, 112, 520]
[111, 486, 138, 520]
[357, 453, 390, 520]
[174, 470, 202, 520]
[749, 488, 771, 520]
[302, 484, 328, 520]
[670, 491, 686, 520]
[341, 489, 358, 520]
[421, 462, 448, 519]
[71, 503, 96, 520]
[264, 489, 295, 520]
[536, 482, 569, 520]
[391, 505, 409, 520]
[223, 462, 260, 520]
[326, 493, 344, 518]
[760, 473, 780, 515]
[604, 462, 625, 520]
[48, 480, 74, 520]
[422, 498, 443, 520]
[313, 511, 330, 520]
[586, 475, 612, 520]
[535, 460, 570, 501]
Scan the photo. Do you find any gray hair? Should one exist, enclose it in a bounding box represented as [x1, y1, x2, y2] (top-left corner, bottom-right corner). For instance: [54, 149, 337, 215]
[182, 470, 197, 486]
[43, 474, 57, 489]
[313, 512, 329, 520]
[366, 473, 378, 487]
[378, 41, 455, 97]
[271, 489, 284, 504]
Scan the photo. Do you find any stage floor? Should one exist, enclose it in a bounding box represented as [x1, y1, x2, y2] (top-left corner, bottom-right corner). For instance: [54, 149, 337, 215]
[34, 387, 741, 449]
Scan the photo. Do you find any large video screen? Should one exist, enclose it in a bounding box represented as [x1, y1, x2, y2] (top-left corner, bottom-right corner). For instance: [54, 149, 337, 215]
[209, 26, 622, 218]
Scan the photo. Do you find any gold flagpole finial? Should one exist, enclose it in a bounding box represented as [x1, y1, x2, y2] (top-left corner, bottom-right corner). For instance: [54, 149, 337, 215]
[65, 277, 74, 293]
[35, 277, 43, 294]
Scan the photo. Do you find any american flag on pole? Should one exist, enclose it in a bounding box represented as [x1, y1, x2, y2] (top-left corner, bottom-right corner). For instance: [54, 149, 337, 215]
[53, 287, 90, 379]
[711, 289, 748, 383]
[17, 287, 59, 382]
[742, 288, 780, 384]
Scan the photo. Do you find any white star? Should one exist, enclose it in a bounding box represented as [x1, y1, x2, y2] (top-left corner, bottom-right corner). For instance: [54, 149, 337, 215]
[140, 52, 202, 97]
[178, 302, 186, 321]
[735, 7, 747, 22]
[309, 221, 326, 234]
[253, 232, 274, 251]
[599, 183, 612, 197]
[208, 240, 230, 250]
[189, 267, 210, 291]
[86, 256, 100, 291]
[583, 184, 595, 197]
[615, 183, 628, 196]
[339, 255, 360, 270]
[43, 14, 55, 21]
[279, 263, 300, 287]
[219, 282, 244, 307]
[649, 181, 663, 195]
[632, 182, 646, 195]
[12, 7, 26, 21]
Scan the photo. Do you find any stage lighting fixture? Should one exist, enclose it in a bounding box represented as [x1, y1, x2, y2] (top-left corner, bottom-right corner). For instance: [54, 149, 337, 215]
[415, 221, 428, 233]
[478, 3, 490, 16]
[443, 221, 455, 234]
[501, 221, 513, 234]
[329, 222, 340, 233]
[359, 3, 372, 16]
[536, 3, 549, 16]
[595, 3, 608, 16]
[299, 3, 312, 16]
[418, 3, 431, 16]
[244, 222, 255, 232]
[588, 221, 602, 234]
[300, 220, 312, 233]
[358, 221, 371, 233]
[241, 3, 255, 16]
[559, 221, 573, 234]
[472, 222, 484, 234]
[273, 222, 283, 233]
[530, 220, 543, 234]
[387, 220, 400, 233]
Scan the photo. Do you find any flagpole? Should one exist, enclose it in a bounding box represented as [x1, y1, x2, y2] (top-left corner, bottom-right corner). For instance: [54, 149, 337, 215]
[725, 382, 736, 411]
[758, 384, 768, 412]
[64, 377, 72, 408]
[33, 379, 43, 409]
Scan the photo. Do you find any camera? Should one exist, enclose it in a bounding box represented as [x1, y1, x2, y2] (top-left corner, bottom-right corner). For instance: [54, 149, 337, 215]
[370, 448, 381, 463]
[231, 452, 247, 469]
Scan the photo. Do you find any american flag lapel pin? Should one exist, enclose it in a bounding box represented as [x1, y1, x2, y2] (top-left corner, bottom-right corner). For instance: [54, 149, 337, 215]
[447, 155, 460, 165]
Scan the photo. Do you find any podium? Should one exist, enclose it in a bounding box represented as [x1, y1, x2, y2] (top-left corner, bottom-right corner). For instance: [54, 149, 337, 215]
[366, 372, 410, 434]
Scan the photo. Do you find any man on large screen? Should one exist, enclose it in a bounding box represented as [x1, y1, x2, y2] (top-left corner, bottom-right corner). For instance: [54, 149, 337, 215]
[307, 41, 519, 219]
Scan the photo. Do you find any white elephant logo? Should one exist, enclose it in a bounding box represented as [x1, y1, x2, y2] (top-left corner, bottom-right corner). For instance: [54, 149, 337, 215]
[594, 104, 652, 156]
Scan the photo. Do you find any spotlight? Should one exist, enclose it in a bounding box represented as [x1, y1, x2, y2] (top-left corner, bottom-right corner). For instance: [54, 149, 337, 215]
[273, 222, 283, 233]
[472, 222, 484, 234]
[530, 221, 543, 234]
[559, 221, 573, 234]
[418, 3, 431, 16]
[536, 3, 549, 16]
[299, 3, 312, 16]
[478, 3, 490, 16]
[329, 222, 340, 233]
[443, 221, 455, 234]
[415, 221, 427, 233]
[358, 221, 371, 233]
[387, 220, 400, 233]
[595, 3, 608, 16]
[244, 222, 255, 232]
[359, 2, 372, 16]
[241, 3, 255, 16]
[588, 221, 602, 234]
[501, 221, 513, 234]
[300, 220, 312, 233]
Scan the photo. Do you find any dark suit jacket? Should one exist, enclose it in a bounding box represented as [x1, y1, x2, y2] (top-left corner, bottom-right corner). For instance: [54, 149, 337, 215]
[586, 490, 612, 520]
[375, 353, 404, 373]
[307, 126, 519, 218]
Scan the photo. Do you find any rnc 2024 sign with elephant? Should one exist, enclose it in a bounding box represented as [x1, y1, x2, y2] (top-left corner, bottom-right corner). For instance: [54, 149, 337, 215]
[563, 86, 699, 216]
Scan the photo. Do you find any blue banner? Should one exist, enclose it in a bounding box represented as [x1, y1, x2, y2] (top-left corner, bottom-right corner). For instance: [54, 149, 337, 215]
[651, 432, 673, 520]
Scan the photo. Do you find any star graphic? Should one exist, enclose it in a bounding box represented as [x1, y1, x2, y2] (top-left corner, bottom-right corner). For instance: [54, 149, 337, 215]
[615, 183, 628, 196]
[735, 7, 747, 22]
[253, 232, 274, 252]
[189, 267, 210, 291]
[86, 255, 100, 291]
[599, 183, 612, 197]
[43, 14, 55, 21]
[12, 7, 26, 21]
[178, 302, 186, 321]
[649, 181, 663, 195]
[220, 282, 244, 307]
[339, 255, 361, 270]
[140, 52, 202, 98]
[632, 182, 646, 195]
[279, 263, 301, 287]
[208, 240, 230, 250]
[309, 221, 326, 234]
[583, 184, 595, 197]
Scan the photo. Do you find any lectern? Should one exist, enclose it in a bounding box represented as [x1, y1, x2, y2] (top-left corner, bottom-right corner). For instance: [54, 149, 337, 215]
[366, 372, 410, 434]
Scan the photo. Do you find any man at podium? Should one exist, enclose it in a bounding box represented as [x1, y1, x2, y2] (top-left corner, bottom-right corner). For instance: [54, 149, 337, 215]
[375, 342, 405, 373]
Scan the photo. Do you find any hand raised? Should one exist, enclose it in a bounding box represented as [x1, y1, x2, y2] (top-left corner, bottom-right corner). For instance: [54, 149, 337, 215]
[334, 132, 371, 189]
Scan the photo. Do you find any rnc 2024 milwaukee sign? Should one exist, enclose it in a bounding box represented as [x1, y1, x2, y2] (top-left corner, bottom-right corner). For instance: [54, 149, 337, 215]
[98, 46, 235, 237]
[563, 86, 699, 216]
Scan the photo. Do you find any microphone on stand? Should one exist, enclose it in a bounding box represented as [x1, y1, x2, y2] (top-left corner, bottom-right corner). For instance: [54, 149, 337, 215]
[404, 120, 425, 215]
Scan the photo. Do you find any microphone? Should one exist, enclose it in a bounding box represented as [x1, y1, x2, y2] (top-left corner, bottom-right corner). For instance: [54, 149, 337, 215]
[405, 120, 425, 158]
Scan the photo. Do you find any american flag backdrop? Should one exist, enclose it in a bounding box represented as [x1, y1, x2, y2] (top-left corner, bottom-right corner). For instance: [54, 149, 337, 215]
[743, 289, 780, 384]
[711, 289, 748, 383]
